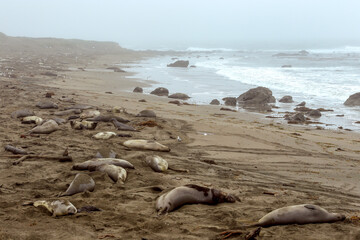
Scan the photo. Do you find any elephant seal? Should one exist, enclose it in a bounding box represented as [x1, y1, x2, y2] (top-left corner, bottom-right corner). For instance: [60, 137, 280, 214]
[90, 164, 127, 183]
[61, 173, 95, 196]
[36, 101, 58, 109]
[156, 184, 236, 214]
[52, 117, 67, 125]
[87, 115, 129, 123]
[257, 204, 345, 227]
[146, 155, 168, 172]
[123, 139, 170, 152]
[73, 158, 134, 170]
[112, 119, 136, 131]
[80, 110, 100, 119]
[21, 116, 43, 125]
[93, 132, 117, 140]
[64, 104, 94, 110]
[30, 119, 60, 134]
[11, 109, 34, 118]
[54, 109, 81, 116]
[70, 120, 97, 130]
[34, 199, 77, 217]
[136, 110, 156, 118]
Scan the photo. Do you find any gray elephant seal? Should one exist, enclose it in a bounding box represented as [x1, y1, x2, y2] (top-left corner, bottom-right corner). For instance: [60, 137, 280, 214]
[90, 164, 127, 183]
[54, 109, 81, 116]
[30, 119, 60, 134]
[123, 139, 170, 152]
[136, 110, 156, 118]
[257, 204, 345, 227]
[156, 184, 236, 214]
[61, 173, 95, 196]
[73, 158, 135, 170]
[146, 155, 168, 172]
[112, 119, 136, 131]
[36, 101, 58, 109]
[11, 109, 34, 118]
[34, 199, 77, 217]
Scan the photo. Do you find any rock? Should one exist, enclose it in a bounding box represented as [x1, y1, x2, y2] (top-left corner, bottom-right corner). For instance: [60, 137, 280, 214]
[287, 113, 306, 123]
[294, 106, 311, 112]
[308, 110, 322, 118]
[133, 87, 143, 93]
[190, 65, 196, 68]
[150, 87, 169, 96]
[222, 97, 237, 106]
[237, 87, 275, 111]
[299, 50, 309, 55]
[139, 99, 147, 102]
[344, 92, 360, 106]
[296, 101, 306, 106]
[168, 93, 190, 100]
[210, 99, 220, 105]
[45, 92, 55, 98]
[167, 60, 189, 68]
[136, 110, 156, 118]
[106, 67, 126, 72]
[168, 100, 181, 105]
[279, 96, 294, 103]
[317, 108, 334, 112]
[36, 101, 58, 109]
[281, 65, 292, 68]
[220, 107, 237, 112]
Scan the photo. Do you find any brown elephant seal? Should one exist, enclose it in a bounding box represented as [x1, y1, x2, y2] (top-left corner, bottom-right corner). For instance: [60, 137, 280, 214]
[256, 204, 345, 227]
[21, 116, 43, 125]
[30, 119, 60, 134]
[123, 139, 170, 152]
[54, 109, 82, 116]
[70, 120, 97, 130]
[90, 164, 127, 183]
[34, 200, 77, 217]
[87, 115, 129, 123]
[112, 119, 136, 131]
[73, 158, 135, 170]
[11, 109, 35, 118]
[156, 184, 236, 214]
[61, 173, 95, 196]
[146, 155, 168, 172]
[80, 110, 100, 119]
[93, 132, 117, 140]
[36, 101, 58, 109]
[136, 110, 156, 118]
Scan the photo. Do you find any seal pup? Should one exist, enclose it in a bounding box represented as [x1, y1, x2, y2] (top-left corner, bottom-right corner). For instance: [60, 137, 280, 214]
[146, 155, 168, 172]
[89, 164, 127, 183]
[73, 158, 134, 170]
[34, 199, 77, 217]
[80, 110, 100, 119]
[257, 204, 345, 227]
[11, 109, 34, 118]
[136, 110, 156, 118]
[36, 101, 58, 109]
[123, 139, 170, 152]
[93, 132, 117, 140]
[61, 173, 95, 196]
[30, 119, 60, 134]
[112, 119, 136, 131]
[156, 184, 236, 214]
[54, 109, 81, 116]
[70, 120, 97, 130]
[21, 116, 43, 125]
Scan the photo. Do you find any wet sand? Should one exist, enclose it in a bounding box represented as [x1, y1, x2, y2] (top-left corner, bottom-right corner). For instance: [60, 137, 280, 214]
[1, 35, 360, 239]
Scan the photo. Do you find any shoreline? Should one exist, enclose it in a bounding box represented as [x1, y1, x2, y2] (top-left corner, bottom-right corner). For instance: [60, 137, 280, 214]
[1, 35, 360, 239]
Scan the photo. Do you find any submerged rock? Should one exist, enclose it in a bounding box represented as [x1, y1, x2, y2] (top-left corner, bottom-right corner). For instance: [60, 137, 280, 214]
[167, 60, 189, 68]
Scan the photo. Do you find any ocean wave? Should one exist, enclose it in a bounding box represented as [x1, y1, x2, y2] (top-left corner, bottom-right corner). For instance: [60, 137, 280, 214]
[185, 47, 236, 52]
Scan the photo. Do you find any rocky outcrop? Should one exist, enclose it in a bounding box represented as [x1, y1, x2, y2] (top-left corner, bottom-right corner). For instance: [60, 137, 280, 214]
[133, 87, 143, 93]
[308, 109, 322, 118]
[237, 87, 275, 111]
[167, 60, 189, 68]
[222, 97, 237, 106]
[279, 95, 293, 103]
[297, 101, 306, 106]
[294, 106, 311, 112]
[344, 92, 360, 106]
[286, 113, 306, 123]
[210, 99, 220, 105]
[150, 87, 169, 96]
[168, 93, 190, 100]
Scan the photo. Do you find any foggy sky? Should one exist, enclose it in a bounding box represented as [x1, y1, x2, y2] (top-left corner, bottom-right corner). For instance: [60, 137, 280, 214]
[1, 0, 360, 50]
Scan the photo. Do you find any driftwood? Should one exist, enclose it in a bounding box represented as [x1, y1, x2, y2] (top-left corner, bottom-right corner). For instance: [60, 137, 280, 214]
[3, 155, 73, 165]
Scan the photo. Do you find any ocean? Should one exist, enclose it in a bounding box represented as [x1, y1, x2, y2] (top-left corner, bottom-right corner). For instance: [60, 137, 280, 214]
[127, 47, 360, 131]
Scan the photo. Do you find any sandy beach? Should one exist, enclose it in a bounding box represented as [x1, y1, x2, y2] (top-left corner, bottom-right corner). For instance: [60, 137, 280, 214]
[1, 35, 360, 240]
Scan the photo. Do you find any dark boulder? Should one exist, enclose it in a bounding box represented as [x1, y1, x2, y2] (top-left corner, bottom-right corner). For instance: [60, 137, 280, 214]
[287, 113, 306, 123]
[281, 65, 292, 68]
[106, 67, 126, 72]
[210, 99, 220, 105]
[168, 93, 190, 100]
[279, 95, 294, 103]
[133, 87, 143, 93]
[294, 106, 311, 112]
[237, 87, 275, 111]
[150, 87, 169, 96]
[222, 97, 237, 106]
[308, 110, 322, 118]
[344, 92, 360, 106]
[297, 101, 306, 106]
[167, 60, 189, 68]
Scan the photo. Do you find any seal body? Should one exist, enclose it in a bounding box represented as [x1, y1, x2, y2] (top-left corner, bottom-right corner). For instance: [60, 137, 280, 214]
[136, 110, 156, 118]
[88, 115, 129, 123]
[92, 164, 127, 183]
[70, 120, 97, 130]
[11, 109, 34, 118]
[73, 158, 134, 170]
[112, 119, 136, 131]
[123, 139, 170, 152]
[61, 173, 95, 196]
[258, 204, 346, 227]
[156, 184, 236, 214]
[146, 155, 168, 172]
[34, 200, 77, 217]
[30, 119, 60, 134]
[21, 116, 43, 125]
[54, 109, 81, 116]
[80, 110, 100, 119]
[36, 101, 58, 109]
[93, 132, 116, 140]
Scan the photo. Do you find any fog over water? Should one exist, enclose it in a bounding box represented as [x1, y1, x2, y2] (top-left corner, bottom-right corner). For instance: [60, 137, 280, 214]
[0, 0, 360, 50]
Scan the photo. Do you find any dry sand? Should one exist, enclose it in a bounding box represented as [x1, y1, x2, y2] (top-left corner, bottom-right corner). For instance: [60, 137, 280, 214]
[1, 34, 360, 239]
